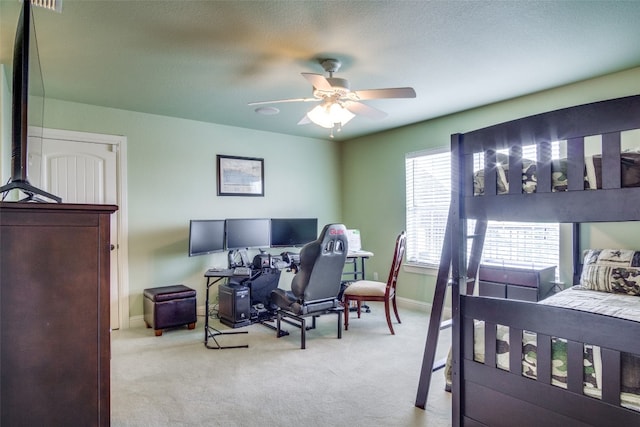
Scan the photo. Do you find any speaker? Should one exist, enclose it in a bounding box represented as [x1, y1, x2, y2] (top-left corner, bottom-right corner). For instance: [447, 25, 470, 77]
[218, 284, 251, 328]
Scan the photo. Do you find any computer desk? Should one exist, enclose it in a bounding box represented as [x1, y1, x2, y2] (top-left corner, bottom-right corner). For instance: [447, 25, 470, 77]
[344, 250, 374, 313]
[203, 252, 374, 348]
[344, 250, 374, 282]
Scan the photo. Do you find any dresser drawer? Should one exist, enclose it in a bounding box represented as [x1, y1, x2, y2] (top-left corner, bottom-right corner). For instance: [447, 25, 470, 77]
[479, 281, 506, 298]
[479, 265, 547, 288]
[507, 285, 538, 302]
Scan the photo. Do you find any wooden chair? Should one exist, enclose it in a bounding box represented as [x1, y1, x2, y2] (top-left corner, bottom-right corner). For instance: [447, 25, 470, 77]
[343, 231, 406, 334]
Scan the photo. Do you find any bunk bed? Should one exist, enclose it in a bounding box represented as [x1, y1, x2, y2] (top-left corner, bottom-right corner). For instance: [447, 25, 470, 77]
[444, 95, 640, 426]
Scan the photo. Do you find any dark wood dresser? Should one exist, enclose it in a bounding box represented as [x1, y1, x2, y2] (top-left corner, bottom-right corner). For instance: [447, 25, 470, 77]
[1, 202, 117, 426]
[478, 262, 557, 302]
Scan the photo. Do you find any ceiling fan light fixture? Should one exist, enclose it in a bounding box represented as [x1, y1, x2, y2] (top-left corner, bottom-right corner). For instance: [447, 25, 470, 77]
[29, 0, 63, 12]
[306, 102, 355, 129]
[329, 102, 355, 125]
[306, 105, 333, 128]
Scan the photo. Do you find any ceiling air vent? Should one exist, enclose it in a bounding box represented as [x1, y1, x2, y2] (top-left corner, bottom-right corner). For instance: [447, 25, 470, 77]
[30, 0, 63, 13]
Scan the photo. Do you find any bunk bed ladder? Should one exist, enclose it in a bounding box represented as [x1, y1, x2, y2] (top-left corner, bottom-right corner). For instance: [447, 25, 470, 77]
[414, 215, 487, 409]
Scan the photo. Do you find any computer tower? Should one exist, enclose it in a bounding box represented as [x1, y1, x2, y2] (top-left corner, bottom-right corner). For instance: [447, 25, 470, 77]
[218, 284, 251, 328]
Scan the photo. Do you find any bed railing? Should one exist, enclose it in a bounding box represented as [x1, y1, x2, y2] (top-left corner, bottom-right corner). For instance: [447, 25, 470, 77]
[453, 95, 640, 223]
[461, 295, 640, 426]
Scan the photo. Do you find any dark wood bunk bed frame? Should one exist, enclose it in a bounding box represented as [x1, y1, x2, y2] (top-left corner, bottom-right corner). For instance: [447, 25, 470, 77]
[417, 94, 640, 426]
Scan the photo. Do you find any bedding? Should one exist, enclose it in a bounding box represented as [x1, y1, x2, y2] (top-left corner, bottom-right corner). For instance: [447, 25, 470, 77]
[470, 287, 640, 411]
[580, 248, 640, 296]
[473, 152, 640, 196]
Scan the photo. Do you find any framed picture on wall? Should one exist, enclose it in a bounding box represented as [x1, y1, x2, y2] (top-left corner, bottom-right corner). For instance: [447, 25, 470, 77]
[217, 155, 264, 196]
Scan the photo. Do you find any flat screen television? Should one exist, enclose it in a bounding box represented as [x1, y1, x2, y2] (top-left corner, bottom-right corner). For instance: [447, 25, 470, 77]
[270, 218, 318, 247]
[0, 0, 59, 202]
[225, 218, 271, 250]
[188, 220, 225, 257]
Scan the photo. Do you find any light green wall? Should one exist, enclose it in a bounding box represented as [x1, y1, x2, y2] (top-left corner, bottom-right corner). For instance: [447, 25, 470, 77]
[1, 64, 11, 186]
[342, 67, 640, 306]
[42, 99, 342, 317]
[5, 65, 640, 319]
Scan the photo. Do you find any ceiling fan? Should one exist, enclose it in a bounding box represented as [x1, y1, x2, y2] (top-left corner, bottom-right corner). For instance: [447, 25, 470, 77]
[248, 59, 416, 137]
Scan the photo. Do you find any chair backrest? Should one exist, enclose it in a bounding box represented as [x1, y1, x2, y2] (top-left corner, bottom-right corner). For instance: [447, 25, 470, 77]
[290, 223, 348, 303]
[385, 231, 407, 296]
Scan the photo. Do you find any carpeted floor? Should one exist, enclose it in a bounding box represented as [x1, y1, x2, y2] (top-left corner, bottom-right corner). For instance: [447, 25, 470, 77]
[111, 302, 451, 427]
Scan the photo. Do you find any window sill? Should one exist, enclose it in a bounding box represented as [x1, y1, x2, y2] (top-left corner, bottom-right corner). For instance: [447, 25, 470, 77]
[403, 263, 438, 276]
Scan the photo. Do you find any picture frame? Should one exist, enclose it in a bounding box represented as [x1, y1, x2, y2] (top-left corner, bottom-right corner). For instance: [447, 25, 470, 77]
[216, 155, 264, 197]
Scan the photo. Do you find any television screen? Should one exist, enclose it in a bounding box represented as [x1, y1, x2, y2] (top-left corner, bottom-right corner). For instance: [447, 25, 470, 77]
[270, 218, 318, 247]
[0, 0, 58, 202]
[226, 218, 271, 250]
[13, 0, 44, 182]
[188, 220, 225, 257]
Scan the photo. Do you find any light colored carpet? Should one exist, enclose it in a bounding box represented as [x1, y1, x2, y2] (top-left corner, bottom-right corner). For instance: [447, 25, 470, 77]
[111, 302, 451, 427]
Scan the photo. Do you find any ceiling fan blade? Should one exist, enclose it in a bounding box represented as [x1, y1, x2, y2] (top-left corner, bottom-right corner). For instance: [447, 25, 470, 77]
[351, 87, 416, 100]
[248, 98, 320, 106]
[297, 114, 311, 125]
[301, 73, 333, 91]
[343, 101, 388, 120]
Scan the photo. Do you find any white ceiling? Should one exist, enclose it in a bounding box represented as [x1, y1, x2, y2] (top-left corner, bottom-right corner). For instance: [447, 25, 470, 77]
[2, 0, 640, 141]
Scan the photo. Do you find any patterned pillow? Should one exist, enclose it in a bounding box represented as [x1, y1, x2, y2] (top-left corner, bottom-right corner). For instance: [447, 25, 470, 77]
[580, 249, 640, 296]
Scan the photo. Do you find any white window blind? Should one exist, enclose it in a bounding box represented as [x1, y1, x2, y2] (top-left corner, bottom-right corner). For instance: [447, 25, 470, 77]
[405, 148, 559, 269]
[406, 151, 451, 266]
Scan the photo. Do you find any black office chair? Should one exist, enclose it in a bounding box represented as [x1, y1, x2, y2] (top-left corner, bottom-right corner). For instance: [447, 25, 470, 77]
[271, 223, 348, 349]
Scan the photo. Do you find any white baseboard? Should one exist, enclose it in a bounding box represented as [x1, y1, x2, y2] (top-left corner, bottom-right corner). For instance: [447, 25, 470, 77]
[396, 296, 430, 312]
[397, 297, 452, 320]
[128, 315, 145, 329]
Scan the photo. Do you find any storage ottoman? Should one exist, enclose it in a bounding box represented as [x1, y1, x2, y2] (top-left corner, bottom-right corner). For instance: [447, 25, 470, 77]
[143, 285, 197, 336]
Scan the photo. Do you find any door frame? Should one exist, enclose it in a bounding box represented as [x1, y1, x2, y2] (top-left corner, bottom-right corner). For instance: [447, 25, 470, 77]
[42, 127, 130, 329]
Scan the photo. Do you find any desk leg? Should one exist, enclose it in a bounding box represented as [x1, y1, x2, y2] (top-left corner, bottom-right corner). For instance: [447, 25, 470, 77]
[204, 277, 212, 344]
[360, 257, 371, 313]
[343, 256, 372, 313]
[204, 326, 248, 350]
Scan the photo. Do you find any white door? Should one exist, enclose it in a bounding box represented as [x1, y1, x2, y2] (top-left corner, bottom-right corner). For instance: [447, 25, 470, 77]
[34, 136, 121, 330]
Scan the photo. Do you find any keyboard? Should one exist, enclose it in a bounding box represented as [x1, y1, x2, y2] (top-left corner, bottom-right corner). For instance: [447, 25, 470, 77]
[207, 268, 232, 275]
[232, 267, 252, 276]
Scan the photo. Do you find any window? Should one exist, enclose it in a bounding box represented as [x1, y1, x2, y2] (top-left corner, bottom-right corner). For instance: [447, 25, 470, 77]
[405, 148, 559, 269]
[406, 150, 451, 266]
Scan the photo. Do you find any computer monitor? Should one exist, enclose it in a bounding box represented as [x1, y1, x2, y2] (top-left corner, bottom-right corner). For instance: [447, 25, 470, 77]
[270, 218, 318, 247]
[225, 218, 271, 250]
[188, 220, 225, 257]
